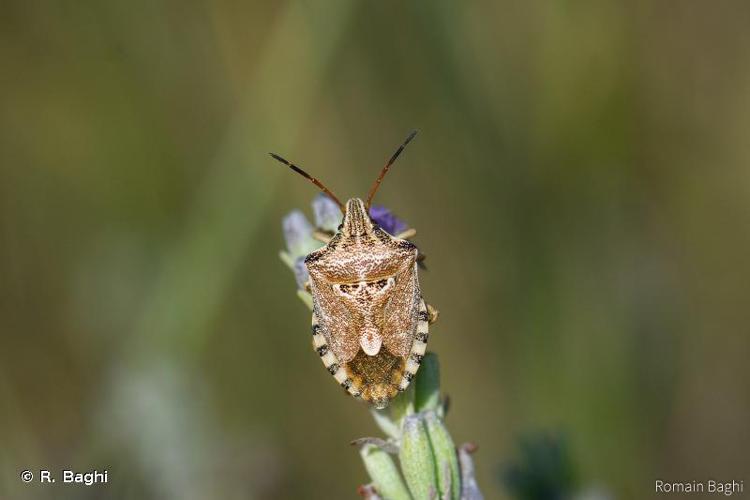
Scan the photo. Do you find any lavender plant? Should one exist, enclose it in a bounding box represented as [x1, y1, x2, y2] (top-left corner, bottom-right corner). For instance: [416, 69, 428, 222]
[281, 195, 484, 499]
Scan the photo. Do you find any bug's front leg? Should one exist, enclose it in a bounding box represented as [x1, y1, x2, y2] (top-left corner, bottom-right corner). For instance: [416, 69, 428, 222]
[395, 228, 417, 240]
[393, 228, 430, 267]
[312, 229, 334, 244]
[426, 303, 439, 324]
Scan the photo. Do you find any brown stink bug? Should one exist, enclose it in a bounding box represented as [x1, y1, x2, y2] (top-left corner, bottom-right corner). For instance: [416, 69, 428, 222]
[271, 131, 438, 408]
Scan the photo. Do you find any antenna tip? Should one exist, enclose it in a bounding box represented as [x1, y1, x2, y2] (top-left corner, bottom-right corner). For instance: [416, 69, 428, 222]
[402, 130, 418, 146]
[269, 153, 287, 164]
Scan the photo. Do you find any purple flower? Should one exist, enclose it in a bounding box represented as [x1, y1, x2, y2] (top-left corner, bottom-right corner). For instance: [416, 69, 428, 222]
[369, 205, 408, 236]
[312, 194, 343, 232]
[282, 210, 319, 258]
[293, 257, 309, 289]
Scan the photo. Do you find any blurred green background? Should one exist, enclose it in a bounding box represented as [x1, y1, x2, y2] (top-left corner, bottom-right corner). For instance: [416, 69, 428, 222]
[2, 1, 749, 499]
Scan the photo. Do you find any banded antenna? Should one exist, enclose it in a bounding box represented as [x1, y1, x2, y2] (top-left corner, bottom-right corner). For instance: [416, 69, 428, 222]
[365, 130, 418, 210]
[269, 153, 344, 211]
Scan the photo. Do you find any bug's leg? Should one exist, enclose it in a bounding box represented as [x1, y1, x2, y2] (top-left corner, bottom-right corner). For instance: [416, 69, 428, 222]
[297, 282, 314, 309]
[312, 229, 334, 244]
[396, 228, 427, 266]
[395, 228, 417, 240]
[392, 227, 428, 266]
[426, 304, 439, 324]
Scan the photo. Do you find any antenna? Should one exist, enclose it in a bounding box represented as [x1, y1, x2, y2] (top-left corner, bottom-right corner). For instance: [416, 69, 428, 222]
[269, 153, 344, 210]
[365, 130, 418, 209]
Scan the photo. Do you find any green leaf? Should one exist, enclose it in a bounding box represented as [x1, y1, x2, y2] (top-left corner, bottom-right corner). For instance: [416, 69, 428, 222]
[424, 411, 461, 499]
[296, 289, 313, 310]
[360, 444, 412, 500]
[279, 250, 296, 270]
[370, 408, 402, 440]
[400, 413, 438, 499]
[414, 353, 440, 412]
[389, 378, 416, 426]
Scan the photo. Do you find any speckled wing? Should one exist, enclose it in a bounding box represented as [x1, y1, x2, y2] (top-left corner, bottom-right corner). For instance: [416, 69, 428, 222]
[382, 260, 421, 357]
[307, 269, 361, 363]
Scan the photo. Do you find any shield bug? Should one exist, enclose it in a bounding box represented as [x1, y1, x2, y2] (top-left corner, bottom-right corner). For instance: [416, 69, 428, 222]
[271, 131, 437, 408]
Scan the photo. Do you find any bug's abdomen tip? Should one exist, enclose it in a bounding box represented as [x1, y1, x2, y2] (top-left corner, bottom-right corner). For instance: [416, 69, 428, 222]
[372, 398, 390, 410]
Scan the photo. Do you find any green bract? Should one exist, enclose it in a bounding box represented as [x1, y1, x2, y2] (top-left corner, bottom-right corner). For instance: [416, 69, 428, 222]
[425, 411, 461, 499]
[360, 444, 412, 500]
[414, 353, 441, 413]
[400, 414, 438, 499]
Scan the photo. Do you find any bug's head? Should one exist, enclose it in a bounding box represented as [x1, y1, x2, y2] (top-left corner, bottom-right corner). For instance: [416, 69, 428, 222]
[342, 198, 374, 237]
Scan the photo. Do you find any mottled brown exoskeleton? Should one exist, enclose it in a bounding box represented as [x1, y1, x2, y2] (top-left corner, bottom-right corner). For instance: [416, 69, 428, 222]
[271, 131, 437, 408]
